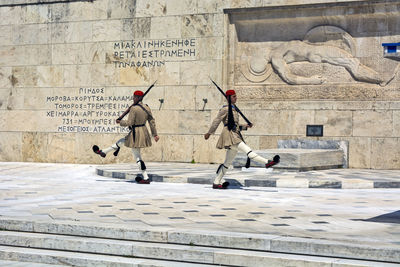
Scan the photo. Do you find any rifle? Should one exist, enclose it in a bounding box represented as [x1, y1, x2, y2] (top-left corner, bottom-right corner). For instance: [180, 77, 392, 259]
[209, 78, 252, 125]
[117, 80, 157, 121]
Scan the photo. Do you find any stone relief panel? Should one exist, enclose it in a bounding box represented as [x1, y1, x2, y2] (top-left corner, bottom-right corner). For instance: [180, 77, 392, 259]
[239, 26, 398, 86]
[228, 2, 400, 100]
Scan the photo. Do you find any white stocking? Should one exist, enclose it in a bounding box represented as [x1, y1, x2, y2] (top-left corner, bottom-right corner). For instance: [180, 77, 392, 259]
[102, 138, 125, 154]
[237, 142, 269, 164]
[213, 146, 238, 185]
[132, 148, 149, 180]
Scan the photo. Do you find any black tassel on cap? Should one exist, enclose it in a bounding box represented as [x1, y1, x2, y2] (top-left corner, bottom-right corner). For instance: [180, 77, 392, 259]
[227, 95, 235, 131]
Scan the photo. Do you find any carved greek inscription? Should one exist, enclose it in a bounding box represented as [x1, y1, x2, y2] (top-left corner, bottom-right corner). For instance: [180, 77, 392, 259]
[46, 88, 132, 133]
[113, 38, 196, 68]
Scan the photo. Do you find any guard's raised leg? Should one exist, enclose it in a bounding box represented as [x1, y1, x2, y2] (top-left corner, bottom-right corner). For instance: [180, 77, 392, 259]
[102, 138, 125, 156]
[238, 142, 280, 168]
[93, 138, 125, 158]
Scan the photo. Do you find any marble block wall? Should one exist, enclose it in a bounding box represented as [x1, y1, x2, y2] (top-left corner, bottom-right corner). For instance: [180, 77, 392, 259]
[0, 0, 399, 169]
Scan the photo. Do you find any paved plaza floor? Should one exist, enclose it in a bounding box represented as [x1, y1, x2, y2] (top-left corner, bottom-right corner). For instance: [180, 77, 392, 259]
[0, 161, 399, 249]
[97, 162, 400, 189]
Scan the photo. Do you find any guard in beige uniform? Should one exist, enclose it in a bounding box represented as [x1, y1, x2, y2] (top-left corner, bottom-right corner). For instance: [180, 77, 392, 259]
[205, 89, 279, 189]
[94, 90, 159, 184]
[119, 90, 159, 183]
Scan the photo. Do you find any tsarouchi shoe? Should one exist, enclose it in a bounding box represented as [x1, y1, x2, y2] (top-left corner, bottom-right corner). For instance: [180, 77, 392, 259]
[222, 181, 230, 188]
[135, 176, 150, 184]
[92, 145, 106, 158]
[213, 184, 223, 189]
[266, 155, 280, 168]
[213, 182, 229, 189]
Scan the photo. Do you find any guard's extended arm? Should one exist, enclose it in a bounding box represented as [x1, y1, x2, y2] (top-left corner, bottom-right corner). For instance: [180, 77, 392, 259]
[146, 107, 158, 137]
[207, 108, 227, 135]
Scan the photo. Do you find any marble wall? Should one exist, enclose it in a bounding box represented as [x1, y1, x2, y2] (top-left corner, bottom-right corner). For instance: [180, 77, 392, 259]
[0, 0, 399, 169]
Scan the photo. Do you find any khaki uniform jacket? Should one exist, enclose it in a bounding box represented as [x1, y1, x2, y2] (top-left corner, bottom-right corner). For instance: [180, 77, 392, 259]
[120, 101, 157, 148]
[207, 105, 245, 149]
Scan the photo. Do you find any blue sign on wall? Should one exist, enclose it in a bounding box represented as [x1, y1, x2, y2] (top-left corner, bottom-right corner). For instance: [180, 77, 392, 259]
[382, 43, 400, 59]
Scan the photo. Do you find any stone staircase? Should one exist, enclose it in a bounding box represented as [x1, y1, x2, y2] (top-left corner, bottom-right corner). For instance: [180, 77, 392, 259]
[0, 218, 398, 266]
[233, 140, 348, 171]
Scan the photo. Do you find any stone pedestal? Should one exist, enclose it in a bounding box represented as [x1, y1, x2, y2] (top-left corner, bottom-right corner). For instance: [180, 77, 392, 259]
[233, 149, 344, 171]
[233, 140, 347, 171]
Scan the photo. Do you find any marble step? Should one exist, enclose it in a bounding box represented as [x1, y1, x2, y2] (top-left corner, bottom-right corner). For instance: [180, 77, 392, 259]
[233, 149, 344, 171]
[0, 245, 215, 267]
[0, 259, 67, 266]
[0, 234, 397, 267]
[0, 218, 399, 263]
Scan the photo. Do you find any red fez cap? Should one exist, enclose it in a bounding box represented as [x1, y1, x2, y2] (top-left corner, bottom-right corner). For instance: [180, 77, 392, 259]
[134, 90, 144, 96]
[226, 90, 236, 96]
